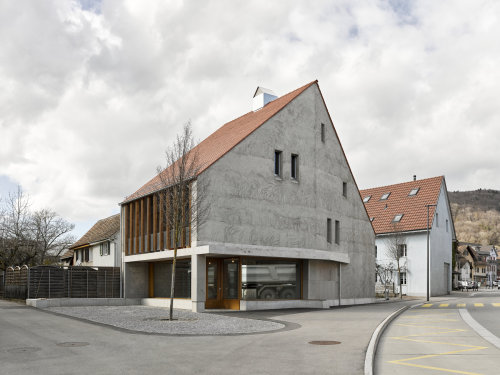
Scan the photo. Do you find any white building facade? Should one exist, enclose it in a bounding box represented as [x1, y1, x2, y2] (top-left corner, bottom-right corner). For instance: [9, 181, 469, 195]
[362, 176, 456, 297]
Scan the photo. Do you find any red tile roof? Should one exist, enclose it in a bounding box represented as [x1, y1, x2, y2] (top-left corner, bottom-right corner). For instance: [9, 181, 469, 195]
[360, 176, 444, 235]
[123, 81, 318, 204]
[69, 214, 120, 249]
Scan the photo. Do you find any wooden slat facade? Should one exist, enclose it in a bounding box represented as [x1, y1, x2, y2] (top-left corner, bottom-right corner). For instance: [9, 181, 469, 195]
[122, 188, 191, 256]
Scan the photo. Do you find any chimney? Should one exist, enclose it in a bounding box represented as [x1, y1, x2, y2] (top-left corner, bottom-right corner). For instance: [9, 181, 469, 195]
[252, 87, 277, 111]
[413, 175, 416, 181]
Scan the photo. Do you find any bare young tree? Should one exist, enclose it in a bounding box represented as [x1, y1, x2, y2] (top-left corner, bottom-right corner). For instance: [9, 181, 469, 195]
[384, 224, 407, 299]
[156, 122, 210, 320]
[376, 262, 395, 300]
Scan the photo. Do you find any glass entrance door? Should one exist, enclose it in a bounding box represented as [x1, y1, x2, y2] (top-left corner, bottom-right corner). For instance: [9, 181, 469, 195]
[205, 258, 240, 310]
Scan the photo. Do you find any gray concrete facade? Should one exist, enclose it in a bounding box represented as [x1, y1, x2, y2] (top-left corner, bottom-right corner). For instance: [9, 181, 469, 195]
[123, 82, 376, 309]
[194, 84, 375, 304]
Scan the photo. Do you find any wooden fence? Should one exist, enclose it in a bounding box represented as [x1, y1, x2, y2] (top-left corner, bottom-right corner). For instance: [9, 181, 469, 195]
[1, 266, 120, 299]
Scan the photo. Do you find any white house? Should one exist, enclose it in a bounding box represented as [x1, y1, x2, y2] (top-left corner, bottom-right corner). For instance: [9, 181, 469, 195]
[120, 80, 376, 311]
[361, 176, 456, 296]
[69, 214, 121, 268]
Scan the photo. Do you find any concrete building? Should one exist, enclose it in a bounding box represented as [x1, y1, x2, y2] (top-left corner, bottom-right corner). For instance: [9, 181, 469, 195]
[121, 81, 375, 311]
[69, 214, 121, 268]
[361, 176, 456, 297]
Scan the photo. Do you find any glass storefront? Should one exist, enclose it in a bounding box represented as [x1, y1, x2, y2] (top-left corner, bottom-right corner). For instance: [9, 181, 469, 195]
[241, 259, 301, 300]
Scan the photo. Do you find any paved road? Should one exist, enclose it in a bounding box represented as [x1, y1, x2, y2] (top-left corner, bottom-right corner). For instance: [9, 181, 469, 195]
[375, 293, 500, 375]
[1, 298, 410, 375]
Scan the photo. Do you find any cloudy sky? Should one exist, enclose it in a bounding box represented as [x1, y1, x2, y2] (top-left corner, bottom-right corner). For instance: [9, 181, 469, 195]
[1, 0, 499, 238]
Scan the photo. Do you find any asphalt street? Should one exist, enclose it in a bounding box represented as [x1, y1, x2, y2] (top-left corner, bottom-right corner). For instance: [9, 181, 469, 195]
[0, 298, 410, 375]
[375, 291, 500, 375]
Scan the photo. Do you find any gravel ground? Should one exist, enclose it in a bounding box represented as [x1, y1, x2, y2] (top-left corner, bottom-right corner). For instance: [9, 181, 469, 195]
[44, 305, 284, 335]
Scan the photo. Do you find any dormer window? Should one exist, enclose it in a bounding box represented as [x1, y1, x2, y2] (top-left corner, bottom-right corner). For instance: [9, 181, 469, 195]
[363, 195, 371, 203]
[393, 214, 403, 223]
[409, 188, 420, 196]
[380, 192, 390, 200]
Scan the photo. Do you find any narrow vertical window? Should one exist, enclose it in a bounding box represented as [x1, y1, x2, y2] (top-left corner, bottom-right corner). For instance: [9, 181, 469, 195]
[446, 219, 449, 232]
[342, 182, 347, 197]
[327, 218, 332, 243]
[436, 212, 439, 227]
[291, 154, 299, 180]
[335, 220, 340, 244]
[274, 150, 282, 177]
[321, 123, 325, 143]
[375, 245, 378, 258]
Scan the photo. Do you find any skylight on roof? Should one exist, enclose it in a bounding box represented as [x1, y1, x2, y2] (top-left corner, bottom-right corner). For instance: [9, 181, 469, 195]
[380, 192, 390, 200]
[363, 195, 371, 203]
[393, 214, 403, 223]
[370, 217, 375, 222]
[408, 187, 420, 196]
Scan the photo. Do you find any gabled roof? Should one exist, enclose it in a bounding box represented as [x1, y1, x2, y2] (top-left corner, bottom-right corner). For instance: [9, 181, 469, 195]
[60, 249, 74, 260]
[360, 176, 444, 235]
[122, 81, 318, 204]
[69, 214, 120, 249]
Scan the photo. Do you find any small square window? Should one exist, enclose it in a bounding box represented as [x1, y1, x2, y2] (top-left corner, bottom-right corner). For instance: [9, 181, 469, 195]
[380, 192, 390, 200]
[363, 195, 371, 203]
[291, 154, 299, 180]
[335, 220, 340, 244]
[393, 214, 403, 222]
[408, 188, 419, 196]
[274, 150, 282, 177]
[327, 218, 332, 243]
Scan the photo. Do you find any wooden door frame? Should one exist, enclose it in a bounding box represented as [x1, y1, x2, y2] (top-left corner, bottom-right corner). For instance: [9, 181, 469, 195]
[205, 257, 241, 310]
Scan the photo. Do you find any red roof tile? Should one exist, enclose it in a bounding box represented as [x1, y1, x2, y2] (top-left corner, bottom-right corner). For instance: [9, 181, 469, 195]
[360, 176, 444, 235]
[69, 214, 120, 249]
[123, 81, 318, 203]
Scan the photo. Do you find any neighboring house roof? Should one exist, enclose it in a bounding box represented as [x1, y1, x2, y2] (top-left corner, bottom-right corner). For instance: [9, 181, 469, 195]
[60, 249, 74, 260]
[122, 80, 318, 204]
[360, 176, 444, 235]
[69, 214, 120, 250]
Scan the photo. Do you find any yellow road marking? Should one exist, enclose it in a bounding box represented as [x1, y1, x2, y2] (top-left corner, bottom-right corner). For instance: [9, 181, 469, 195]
[492, 303, 500, 307]
[457, 304, 466, 308]
[474, 303, 484, 307]
[440, 304, 449, 307]
[422, 304, 433, 308]
[387, 312, 488, 374]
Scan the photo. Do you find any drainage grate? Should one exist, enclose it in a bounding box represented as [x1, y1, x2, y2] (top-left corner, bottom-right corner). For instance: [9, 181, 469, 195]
[56, 342, 89, 347]
[7, 347, 41, 353]
[308, 341, 341, 345]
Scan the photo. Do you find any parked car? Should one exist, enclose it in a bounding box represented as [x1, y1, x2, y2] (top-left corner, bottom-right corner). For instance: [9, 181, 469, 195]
[459, 280, 469, 291]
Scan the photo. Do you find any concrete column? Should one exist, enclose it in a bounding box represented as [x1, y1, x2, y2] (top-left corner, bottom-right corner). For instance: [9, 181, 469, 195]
[191, 255, 206, 312]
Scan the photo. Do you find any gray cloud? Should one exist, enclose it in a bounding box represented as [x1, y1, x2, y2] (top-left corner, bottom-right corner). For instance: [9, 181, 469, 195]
[1, 0, 500, 237]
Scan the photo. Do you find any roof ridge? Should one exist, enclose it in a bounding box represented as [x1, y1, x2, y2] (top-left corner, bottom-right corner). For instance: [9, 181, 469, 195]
[122, 80, 318, 204]
[360, 175, 443, 193]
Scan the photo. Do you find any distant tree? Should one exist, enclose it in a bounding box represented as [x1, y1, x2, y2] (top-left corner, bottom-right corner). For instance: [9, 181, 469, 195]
[0, 186, 75, 270]
[384, 224, 407, 299]
[31, 209, 75, 264]
[156, 122, 210, 320]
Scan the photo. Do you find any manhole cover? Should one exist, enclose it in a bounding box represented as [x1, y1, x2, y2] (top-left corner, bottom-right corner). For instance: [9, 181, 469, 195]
[7, 347, 41, 353]
[309, 341, 341, 345]
[56, 342, 89, 347]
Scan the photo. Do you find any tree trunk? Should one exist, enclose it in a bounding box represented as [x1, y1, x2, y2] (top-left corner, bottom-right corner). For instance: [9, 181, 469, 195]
[169, 245, 177, 321]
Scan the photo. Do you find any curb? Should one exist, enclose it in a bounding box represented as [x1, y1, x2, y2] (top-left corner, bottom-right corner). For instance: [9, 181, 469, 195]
[364, 305, 409, 375]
